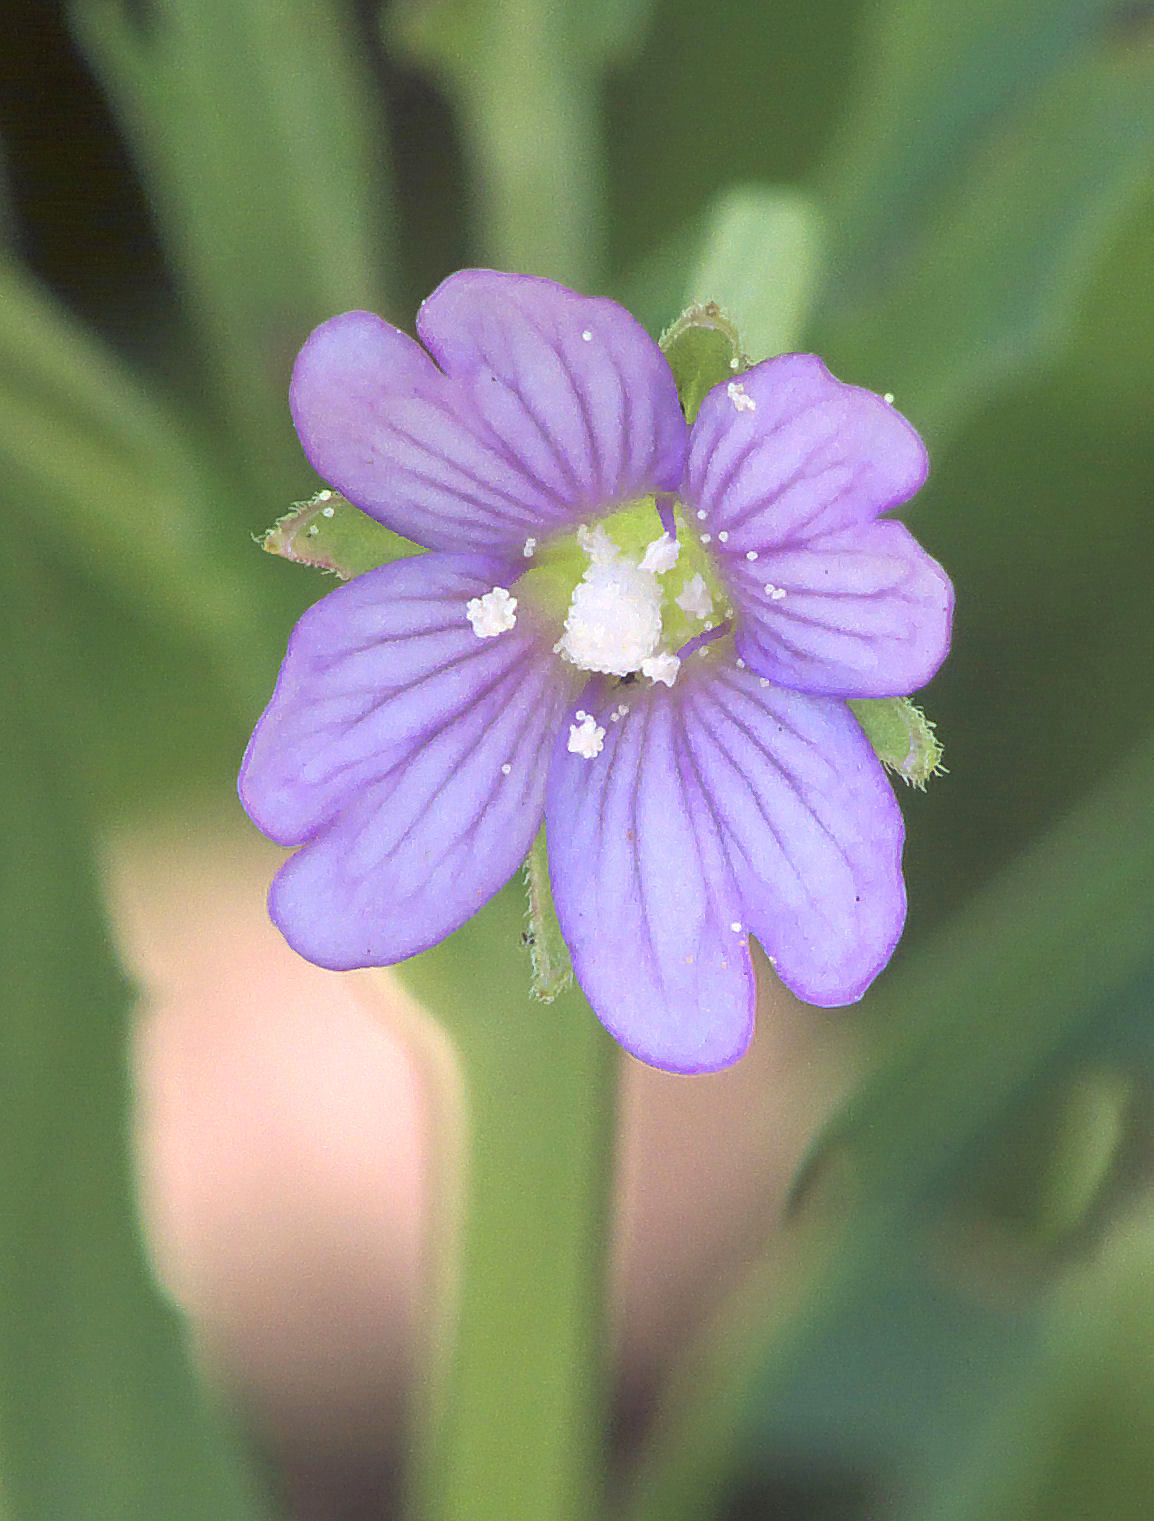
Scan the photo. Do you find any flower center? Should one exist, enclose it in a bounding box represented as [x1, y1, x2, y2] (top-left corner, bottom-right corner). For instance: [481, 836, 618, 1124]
[516, 498, 729, 687]
[555, 524, 663, 677]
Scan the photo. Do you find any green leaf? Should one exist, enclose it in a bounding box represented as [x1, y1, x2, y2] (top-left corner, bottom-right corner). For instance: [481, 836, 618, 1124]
[0, 253, 273, 712]
[683, 185, 824, 360]
[0, 545, 272, 1521]
[385, 0, 607, 289]
[261, 491, 419, 579]
[71, 0, 396, 493]
[849, 696, 944, 788]
[819, 0, 1122, 301]
[659, 302, 748, 424]
[817, 40, 1154, 442]
[624, 729, 1154, 1521]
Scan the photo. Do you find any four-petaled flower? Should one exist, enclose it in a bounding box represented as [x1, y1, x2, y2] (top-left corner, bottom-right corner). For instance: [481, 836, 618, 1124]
[239, 271, 953, 1073]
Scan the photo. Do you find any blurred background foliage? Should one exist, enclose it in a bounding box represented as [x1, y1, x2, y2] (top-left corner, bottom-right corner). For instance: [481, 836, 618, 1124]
[1, 0, 1153, 1517]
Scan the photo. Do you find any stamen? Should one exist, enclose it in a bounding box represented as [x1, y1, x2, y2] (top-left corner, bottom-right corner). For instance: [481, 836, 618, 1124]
[727, 381, 756, 413]
[676, 621, 732, 661]
[567, 713, 605, 759]
[466, 585, 518, 637]
[655, 492, 678, 537]
[675, 574, 713, 620]
[641, 652, 680, 687]
[639, 532, 679, 574]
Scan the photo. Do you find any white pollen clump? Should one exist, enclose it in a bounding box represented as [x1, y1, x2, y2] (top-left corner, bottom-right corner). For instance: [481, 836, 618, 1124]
[576, 523, 617, 565]
[321, 505, 336, 518]
[696, 509, 707, 521]
[567, 713, 605, 759]
[727, 380, 756, 413]
[581, 329, 593, 342]
[717, 530, 729, 543]
[501, 763, 512, 775]
[700, 533, 712, 545]
[736, 657, 746, 669]
[523, 536, 537, 558]
[557, 531, 663, 676]
[746, 550, 758, 561]
[641, 652, 680, 687]
[883, 392, 895, 405]
[763, 582, 788, 601]
[466, 585, 518, 637]
[675, 573, 713, 620]
[317, 490, 332, 501]
[639, 532, 680, 574]
[730, 921, 742, 933]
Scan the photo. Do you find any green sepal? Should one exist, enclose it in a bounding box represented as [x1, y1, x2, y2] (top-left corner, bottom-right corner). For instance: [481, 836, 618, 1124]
[659, 302, 750, 424]
[523, 828, 574, 1002]
[849, 695, 945, 788]
[261, 491, 419, 579]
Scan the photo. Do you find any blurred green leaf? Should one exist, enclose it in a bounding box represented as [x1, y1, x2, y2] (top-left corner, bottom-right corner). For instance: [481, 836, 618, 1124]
[817, 38, 1154, 442]
[0, 545, 272, 1521]
[684, 185, 823, 360]
[572, 0, 655, 64]
[0, 253, 272, 713]
[820, 0, 1123, 301]
[386, 0, 606, 288]
[71, 0, 396, 494]
[625, 729, 1154, 1521]
[927, 1185, 1154, 1521]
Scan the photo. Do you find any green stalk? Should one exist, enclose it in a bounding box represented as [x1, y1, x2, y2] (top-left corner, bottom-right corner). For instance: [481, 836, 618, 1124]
[396, 883, 619, 1521]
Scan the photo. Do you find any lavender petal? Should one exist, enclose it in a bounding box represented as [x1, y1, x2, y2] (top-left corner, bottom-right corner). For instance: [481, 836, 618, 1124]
[290, 272, 687, 555]
[546, 660, 907, 1071]
[239, 554, 578, 968]
[682, 354, 928, 547]
[727, 519, 954, 697]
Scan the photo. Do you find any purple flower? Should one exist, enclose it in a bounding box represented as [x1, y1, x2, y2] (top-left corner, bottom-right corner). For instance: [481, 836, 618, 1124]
[239, 270, 952, 1074]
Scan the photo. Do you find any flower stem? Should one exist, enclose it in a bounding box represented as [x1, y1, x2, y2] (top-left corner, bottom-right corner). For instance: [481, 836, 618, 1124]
[395, 885, 619, 1521]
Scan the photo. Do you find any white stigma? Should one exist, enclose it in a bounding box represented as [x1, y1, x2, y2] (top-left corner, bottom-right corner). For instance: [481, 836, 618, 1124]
[639, 531, 680, 574]
[557, 528, 663, 677]
[641, 652, 680, 688]
[466, 585, 518, 637]
[675, 573, 713, 620]
[567, 713, 605, 759]
[727, 380, 756, 413]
